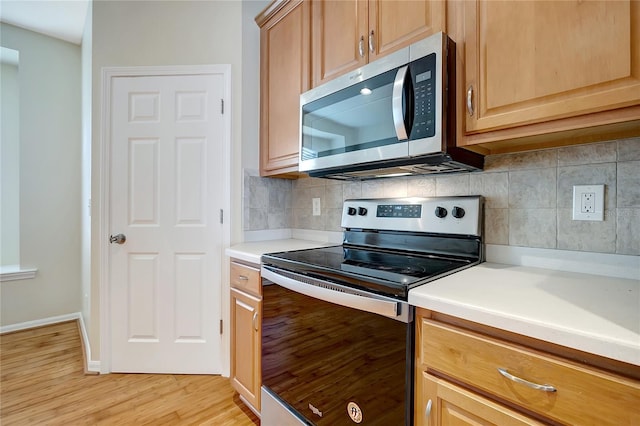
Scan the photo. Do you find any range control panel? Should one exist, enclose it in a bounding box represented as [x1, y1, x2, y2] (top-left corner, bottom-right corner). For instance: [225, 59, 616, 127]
[377, 204, 422, 218]
[342, 196, 483, 237]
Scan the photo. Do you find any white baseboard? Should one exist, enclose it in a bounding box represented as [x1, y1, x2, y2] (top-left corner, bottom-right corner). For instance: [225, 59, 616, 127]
[87, 360, 101, 372]
[0, 312, 80, 333]
[1, 312, 101, 373]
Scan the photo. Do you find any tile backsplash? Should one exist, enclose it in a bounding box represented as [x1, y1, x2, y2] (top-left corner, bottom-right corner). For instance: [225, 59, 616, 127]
[244, 138, 640, 255]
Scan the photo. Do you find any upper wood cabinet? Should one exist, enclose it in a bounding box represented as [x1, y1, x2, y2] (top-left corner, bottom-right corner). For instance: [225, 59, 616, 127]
[256, 0, 311, 177]
[312, 0, 445, 87]
[460, 0, 640, 151]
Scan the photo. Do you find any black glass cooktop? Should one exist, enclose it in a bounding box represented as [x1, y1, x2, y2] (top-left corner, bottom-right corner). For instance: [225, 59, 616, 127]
[262, 245, 474, 300]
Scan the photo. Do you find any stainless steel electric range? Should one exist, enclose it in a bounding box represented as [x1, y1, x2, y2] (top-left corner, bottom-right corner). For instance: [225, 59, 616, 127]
[260, 196, 484, 426]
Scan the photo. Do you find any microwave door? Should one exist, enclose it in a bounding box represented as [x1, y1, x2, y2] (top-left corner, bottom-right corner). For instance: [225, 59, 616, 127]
[299, 68, 410, 173]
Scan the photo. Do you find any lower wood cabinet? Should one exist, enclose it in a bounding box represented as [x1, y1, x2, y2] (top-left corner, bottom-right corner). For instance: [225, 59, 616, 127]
[230, 260, 262, 412]
[419, 372, 543, 426]
[416, 309, 640, 426]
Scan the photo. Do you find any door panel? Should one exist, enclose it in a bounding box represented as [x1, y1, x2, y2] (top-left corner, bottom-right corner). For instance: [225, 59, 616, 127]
[127, 253, 159, 341]
[110, 73, 225, 374]
[174, 253, 206, 341]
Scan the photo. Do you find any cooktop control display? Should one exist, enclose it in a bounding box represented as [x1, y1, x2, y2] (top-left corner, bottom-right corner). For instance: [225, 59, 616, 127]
[377, 204, 422, 218]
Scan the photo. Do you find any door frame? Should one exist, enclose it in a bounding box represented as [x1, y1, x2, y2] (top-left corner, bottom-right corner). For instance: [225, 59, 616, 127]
[98, 65, 231, 374]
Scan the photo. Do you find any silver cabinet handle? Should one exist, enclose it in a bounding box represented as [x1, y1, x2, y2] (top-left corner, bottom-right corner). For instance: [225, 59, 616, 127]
[358, 35, 365, 58]
[252, 311, 258, 331]
[466, 85, 474, 116]
[368, 30, 375, 53]
[237, 275, 249, 281]
[425, 399, 432, 425]
[109, 234, 126, 244]
[497, 368, 557, 392]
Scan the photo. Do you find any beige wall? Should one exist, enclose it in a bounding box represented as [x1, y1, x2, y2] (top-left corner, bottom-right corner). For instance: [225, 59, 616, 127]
[242, 1, 267, 172]
[0, 24, 82, 326]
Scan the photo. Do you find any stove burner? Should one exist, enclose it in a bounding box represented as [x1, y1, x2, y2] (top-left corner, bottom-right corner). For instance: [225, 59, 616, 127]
[361, 263, 427, 275]
[378, 265, 427, 275]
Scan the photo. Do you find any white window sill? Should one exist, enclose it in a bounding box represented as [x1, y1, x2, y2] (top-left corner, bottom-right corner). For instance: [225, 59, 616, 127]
[0, 265, 38, 282]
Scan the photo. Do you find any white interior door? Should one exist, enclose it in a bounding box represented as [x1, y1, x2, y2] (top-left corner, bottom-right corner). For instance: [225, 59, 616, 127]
[109, 72, 225, 373]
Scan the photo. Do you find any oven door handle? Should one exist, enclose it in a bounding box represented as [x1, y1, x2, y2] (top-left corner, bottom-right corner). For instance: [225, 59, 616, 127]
[261, 267, 406, 321]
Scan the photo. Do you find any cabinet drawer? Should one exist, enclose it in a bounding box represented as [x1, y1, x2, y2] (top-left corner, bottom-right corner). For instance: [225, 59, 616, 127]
[230, 261, 261, 295]
[420, 319, 640, 426]
[419, 372, 544, 426]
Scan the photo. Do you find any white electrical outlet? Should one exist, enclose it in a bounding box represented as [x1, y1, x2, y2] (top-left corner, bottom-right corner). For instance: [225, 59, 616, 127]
[572, 185, 604, 221]
[312, 198, 321, 216]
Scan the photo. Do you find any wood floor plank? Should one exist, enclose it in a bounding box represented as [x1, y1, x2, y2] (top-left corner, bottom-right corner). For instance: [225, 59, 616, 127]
[0, 321, 259, 425]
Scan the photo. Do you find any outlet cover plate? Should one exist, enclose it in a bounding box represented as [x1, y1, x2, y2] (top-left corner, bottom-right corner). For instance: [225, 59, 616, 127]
[572, 184, 604, 221]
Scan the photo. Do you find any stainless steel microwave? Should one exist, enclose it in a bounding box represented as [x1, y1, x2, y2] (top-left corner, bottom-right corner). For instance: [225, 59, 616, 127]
[299, 32, 483, 180]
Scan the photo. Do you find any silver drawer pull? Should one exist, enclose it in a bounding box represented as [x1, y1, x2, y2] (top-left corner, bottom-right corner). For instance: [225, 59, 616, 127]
[466, 85, 474, 116]
[425, 399, 432, 425]
[237, 275, 249, 281]
[497, 368, 557, 392]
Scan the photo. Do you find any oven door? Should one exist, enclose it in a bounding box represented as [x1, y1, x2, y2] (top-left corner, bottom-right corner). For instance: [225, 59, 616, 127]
[261, 266, 414, 426]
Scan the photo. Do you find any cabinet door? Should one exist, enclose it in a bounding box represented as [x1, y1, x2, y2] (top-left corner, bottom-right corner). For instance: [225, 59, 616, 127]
[368, 0, 445, 62]
[230, 288, 261, 410]
[312, 0, 445, 87]
[417, 372, 544, 426]
[259, 0, 310, 176]
[312, 0, 368, 87]
[464, 0, 640, 134]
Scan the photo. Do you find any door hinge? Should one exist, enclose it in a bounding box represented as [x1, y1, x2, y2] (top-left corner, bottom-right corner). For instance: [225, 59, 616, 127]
[221, 99, 224, 114]
[219, 319, 223, 334]
[220, 209, 224, 224]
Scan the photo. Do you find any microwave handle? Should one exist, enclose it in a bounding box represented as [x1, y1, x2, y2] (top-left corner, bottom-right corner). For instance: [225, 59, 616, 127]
[392, 65, 409, 141]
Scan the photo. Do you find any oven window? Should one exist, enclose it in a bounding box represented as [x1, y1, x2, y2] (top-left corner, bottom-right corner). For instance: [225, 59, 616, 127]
[262, 282, 412, 425]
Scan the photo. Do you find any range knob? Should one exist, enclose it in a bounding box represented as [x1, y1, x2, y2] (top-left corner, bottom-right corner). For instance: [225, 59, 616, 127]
[347, 207, 357, 216]
[452, 206, 466, 219]
[358, 207, 368, 216]
[434, 206, 448, 218]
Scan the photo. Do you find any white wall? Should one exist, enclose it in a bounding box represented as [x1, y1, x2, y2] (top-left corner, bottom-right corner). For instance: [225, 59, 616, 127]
[242, 0, 268, 173]
[89, 0, 246, 366]
[0, 24, 82, 326]
[1, 60, 20, 266]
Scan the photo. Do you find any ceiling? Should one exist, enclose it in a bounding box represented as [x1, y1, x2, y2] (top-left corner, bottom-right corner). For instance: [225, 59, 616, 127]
[0, 0, 89, 45]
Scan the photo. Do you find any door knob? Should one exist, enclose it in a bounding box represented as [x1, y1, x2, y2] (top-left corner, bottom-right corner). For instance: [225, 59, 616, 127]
[109, 234, 126, 244]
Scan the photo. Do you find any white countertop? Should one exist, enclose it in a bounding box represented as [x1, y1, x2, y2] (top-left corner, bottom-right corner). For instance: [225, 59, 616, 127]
[226, 237, 640, 366]
[408, 263, 640, 366]
[225, 239, 334, 265]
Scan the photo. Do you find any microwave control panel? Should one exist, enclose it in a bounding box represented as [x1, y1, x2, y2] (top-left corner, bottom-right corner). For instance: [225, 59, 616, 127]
[409, 53, 437, 139]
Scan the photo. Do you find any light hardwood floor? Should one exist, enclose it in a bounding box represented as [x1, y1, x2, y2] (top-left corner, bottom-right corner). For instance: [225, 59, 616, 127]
[0, 321, 260, 425]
